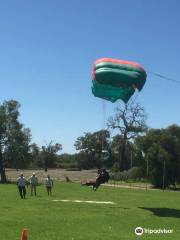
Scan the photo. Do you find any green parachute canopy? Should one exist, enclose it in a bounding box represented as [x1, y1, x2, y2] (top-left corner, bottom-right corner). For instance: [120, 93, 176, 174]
[92, 58, 147, 103]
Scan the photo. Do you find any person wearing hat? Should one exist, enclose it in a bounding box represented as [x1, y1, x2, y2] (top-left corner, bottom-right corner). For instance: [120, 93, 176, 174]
[28, 172, 38, 196]
[17, 173, 27, 199]
[45, 175, 53, 196]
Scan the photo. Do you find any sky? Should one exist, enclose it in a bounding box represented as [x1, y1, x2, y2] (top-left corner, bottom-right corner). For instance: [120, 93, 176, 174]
[0, 0, 180, 153]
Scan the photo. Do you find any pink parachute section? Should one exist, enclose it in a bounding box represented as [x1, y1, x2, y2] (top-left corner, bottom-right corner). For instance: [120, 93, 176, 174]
[94, 58, 146, 74]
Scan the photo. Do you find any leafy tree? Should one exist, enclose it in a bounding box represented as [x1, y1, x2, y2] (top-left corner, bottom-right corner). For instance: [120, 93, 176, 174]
[56, 153, 80, 169]
[29, 143, 40, 168]
[135, 125, 180, 188]
[127, 166, 144, 181]
[74, 130, 110, 169]
[108, 102, 147, 171]
[4, 127, 32, 169]
[0, 100, 32, 183]
[42, 141, 62, 171]
[110, 134, 137, 171]
[146, 143, 170, 188]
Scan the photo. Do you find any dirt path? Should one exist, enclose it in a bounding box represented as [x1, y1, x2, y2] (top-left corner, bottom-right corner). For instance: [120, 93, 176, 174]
[104, 183, 154, 190]
[5, 168, 97, 182]
[5, 168, 155, 190]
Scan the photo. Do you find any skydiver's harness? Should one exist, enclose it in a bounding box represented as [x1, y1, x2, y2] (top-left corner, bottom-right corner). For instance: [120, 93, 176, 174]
[95, 169, 110, 186]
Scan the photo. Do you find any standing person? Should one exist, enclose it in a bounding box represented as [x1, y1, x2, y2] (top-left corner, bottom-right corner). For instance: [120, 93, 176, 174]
[45, 175, 53, 195]
[17, 173, 27, 199]
[28, 172, 38, 196]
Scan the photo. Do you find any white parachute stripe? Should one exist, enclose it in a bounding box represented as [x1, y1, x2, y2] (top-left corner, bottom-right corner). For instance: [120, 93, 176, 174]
[52, 199, 115, 204]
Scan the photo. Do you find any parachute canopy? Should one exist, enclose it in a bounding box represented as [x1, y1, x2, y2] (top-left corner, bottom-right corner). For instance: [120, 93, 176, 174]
[92, 58, 147, 103]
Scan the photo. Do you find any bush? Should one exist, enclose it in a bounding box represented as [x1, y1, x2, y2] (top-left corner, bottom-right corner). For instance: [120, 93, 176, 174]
[110, 171, 128, 181]
[127, 167, 144, 181]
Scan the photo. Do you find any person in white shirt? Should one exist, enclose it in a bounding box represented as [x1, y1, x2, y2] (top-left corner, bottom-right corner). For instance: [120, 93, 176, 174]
[28, 172, 38, 196]
[17, 173, 27, 199]
[45, 175, 53, 195]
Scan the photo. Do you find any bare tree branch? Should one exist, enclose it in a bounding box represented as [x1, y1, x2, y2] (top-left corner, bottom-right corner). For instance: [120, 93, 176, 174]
[108, 102, 147, 171]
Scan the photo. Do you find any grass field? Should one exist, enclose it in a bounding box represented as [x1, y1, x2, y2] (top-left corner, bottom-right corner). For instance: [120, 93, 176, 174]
[0, 182, 179, 240]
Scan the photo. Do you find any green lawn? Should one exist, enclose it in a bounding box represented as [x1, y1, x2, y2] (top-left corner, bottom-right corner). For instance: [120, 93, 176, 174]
[0, 182, 179, 240]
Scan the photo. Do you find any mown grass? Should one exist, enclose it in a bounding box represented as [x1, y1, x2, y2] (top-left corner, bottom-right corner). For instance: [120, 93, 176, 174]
[0, 182, 179, 240]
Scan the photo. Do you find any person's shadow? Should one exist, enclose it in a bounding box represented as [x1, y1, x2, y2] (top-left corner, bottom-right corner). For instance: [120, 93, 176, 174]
[139, 207, 180, 218]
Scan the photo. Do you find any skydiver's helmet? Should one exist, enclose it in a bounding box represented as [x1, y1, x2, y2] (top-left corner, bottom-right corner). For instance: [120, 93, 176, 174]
[100, 169, 106, 176]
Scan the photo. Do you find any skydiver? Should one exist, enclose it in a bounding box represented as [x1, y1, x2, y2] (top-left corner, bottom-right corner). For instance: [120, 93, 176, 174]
[81, 169, 110, 191]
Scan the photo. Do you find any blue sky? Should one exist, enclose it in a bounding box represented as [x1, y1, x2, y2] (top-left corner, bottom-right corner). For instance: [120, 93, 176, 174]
[0, 0, 180, 153]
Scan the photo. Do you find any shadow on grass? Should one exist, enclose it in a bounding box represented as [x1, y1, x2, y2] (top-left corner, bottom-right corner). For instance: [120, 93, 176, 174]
[139, 207, 180, 218]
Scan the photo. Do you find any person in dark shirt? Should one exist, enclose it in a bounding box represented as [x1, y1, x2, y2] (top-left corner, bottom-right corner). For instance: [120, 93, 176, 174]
[81, 169, 110, 191]
[17, 173, 27, 199]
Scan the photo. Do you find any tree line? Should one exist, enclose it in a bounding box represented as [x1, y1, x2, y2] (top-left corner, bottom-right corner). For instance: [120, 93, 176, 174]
[0, 100, 62, 183]
[0, 99, 180, 189]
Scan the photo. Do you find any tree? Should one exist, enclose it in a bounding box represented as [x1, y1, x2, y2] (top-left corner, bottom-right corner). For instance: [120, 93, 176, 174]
[146, 143, 170, 188]
[135, 125, 180, 188]
[4, 127, 32, 169]
[127, 166, 144, 181]
[0, 100, 32, 183]
[42, 141, 62, 171]
[74, 130, 110, 169]
[111, 134, 135, 171]
[29, 143, 40, 168]
[108, 102, 147, 171]
[57, 153, 80, 169]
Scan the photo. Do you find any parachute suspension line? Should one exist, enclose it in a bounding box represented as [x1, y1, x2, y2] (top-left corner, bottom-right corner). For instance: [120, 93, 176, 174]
[101, 100, 110, 163]
[101, 100, 106, 151]
[148, 71, 180, 84]
[102, 99, 106, 130]
[131, 89, 139, 105]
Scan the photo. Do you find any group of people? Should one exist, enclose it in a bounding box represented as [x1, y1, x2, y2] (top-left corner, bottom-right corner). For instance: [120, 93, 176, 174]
[17, 172, 53, 199]
[17, 168, 110, 198]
